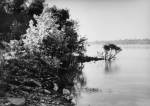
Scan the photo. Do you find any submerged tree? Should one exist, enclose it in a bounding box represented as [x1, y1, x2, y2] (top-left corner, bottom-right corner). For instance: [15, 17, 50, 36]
[103, 44, 122, 61]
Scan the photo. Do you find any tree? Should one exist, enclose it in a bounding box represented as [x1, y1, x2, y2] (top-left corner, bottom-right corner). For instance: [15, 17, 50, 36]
[0, 0, 45, 41]
[0, 5, 86, 104]
[103, 43, 122, 61]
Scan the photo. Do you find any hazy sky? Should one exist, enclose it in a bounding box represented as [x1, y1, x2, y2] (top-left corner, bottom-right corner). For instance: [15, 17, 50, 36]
[47, 0, 150, 41]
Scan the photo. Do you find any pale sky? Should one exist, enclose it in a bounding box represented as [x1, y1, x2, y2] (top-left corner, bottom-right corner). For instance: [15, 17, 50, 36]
[47, 0, 150, 41]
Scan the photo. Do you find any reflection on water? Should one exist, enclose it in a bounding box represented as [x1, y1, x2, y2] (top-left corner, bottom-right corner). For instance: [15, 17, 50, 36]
[104, 60, 120, 74]
[57, 60, 86, 105]
[76, 44, 150, 106]
[105, 60, 111, 72]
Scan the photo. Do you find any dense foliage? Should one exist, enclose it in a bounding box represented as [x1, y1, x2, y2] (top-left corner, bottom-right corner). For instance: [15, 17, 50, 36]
[0, 5, 86, 105]
[0, 0, 45, 41]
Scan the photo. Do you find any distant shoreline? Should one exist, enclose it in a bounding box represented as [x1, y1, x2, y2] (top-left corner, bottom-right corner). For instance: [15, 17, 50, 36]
[89, 39, 150, 45]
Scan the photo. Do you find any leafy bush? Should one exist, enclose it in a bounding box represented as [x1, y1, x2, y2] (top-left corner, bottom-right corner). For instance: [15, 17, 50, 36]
[0, 0, 45, 41]
[0, 5, 86, 102]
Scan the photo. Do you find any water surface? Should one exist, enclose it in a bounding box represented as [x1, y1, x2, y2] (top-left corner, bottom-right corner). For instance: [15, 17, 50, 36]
[77, 44, 150, 106]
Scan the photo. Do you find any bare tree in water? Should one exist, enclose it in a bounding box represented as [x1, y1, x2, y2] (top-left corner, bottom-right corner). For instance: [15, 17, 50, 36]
[103, 44, 122, 61]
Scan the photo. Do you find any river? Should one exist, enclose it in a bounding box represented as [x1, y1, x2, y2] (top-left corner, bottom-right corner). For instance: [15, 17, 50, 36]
[77, 44, 150, 106]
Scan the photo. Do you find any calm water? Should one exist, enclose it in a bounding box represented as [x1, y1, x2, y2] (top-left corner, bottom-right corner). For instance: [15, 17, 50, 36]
[77, 44, 150, 106]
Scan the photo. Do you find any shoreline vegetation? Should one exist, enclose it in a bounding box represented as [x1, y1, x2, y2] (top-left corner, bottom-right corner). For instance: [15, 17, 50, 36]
[0, 1, 105, 106]
[0, 0, 129, 106]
